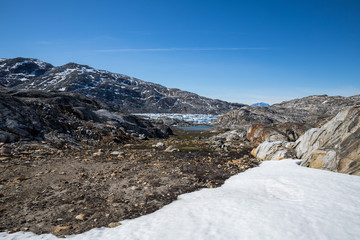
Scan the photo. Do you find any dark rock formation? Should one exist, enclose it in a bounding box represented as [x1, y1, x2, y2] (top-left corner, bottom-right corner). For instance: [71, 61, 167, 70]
[0, 57, 244, 114]
[0, 87, 171, 144]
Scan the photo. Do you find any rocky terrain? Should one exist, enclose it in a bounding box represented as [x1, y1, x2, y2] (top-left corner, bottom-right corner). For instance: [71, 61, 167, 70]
[1, 56, 359, 238]
[215, 94, 360, 129]
[0, 78, 259, 237]
[0, 86, 171, 145]
[0, 57, 244, 114]
[0, 127, 259, 237]
[252, 106, 360, 175]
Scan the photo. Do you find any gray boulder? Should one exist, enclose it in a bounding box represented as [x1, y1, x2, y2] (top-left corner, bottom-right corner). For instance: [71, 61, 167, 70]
[252, 141, 296, 161]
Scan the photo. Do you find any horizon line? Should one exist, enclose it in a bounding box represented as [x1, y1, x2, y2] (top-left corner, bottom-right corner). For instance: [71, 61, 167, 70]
[95, 47, 268, 52]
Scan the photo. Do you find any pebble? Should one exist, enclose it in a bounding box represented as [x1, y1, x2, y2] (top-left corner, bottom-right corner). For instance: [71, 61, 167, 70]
[54, 225, 71, 233]
[108, 222, 121, 228]
[75, 213, 85, 220]
[164, 146, 179, 152]
[153, 142, 165, 147]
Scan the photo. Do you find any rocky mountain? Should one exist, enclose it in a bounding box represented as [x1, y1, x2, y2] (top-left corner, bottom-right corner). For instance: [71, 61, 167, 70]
[215, 94, 360, 128]
[0, 57, 244, 114]
[0, 85, 172, 145]
[251, 102, 270, 107]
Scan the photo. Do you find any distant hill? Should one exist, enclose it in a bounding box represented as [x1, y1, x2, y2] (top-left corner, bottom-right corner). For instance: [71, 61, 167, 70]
[0, 57, 245, 114]
[251, 102, 270, 107]
[215, 94, 360, 128]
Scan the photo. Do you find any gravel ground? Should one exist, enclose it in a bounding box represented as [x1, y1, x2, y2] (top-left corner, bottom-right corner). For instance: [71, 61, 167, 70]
[0, 129, 259, 237]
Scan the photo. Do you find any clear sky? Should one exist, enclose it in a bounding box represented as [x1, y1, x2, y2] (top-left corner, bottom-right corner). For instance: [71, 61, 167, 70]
[1, 0, 359, 104]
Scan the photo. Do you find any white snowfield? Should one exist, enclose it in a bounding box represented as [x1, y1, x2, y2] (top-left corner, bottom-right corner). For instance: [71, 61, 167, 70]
[2, 160, 360, 240]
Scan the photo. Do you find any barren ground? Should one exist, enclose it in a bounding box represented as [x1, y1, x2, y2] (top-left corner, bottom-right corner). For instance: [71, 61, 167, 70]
[0, 128, 259, 237]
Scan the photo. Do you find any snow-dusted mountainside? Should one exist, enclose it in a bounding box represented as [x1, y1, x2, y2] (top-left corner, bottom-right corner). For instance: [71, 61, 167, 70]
[0, 57, 53, 87]
[0, 57, 244, 114]
[251, 102, 270, 107]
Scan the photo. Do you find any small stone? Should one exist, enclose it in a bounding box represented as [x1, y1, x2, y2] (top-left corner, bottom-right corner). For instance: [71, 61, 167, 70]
[92, 150, 103, 157]
[54, 225, 71, 233]
[164, 146, 179, 152]
[155, 142, 165, 147]
[75, 213, 86, 220]
[110, 151, 121, 155]
[130, 186, 141, 191]
[138, 134, 147, 140]
[108, 222, 121, 228]
[0, 145, 12, 155]
[8, 227, 20, 234]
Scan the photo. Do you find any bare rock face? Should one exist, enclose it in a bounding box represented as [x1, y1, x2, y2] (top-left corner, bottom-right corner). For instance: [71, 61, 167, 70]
[252, 141, 296, 161]
[247, 122, 309, 146]
[296, 106, 360, 175]
[251, 106, 360, 175]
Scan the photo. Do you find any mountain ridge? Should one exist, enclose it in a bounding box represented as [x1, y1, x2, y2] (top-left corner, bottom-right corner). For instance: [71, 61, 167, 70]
[0, 57, 245, 114]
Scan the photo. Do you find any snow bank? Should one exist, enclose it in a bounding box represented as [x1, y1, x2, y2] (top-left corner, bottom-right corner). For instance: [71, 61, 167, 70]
[2, 160, 360, 240]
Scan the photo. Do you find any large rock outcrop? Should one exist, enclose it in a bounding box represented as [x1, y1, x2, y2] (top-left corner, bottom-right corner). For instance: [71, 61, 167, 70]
[252, 141, 296, 161]
[296, 106, 360, 175]
[252, 106, 360, 175]
[247, 122, 309, 146]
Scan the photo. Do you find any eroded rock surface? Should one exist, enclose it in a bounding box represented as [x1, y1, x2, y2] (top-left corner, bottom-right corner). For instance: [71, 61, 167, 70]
[252, 141, 296, 161]
[296, 106, 360, 175]
[252, 106, 360, 175]
[246, 122, 309, 147]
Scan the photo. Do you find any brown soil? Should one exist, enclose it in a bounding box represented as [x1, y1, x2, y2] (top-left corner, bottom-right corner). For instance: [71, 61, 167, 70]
[0, 128, 259, 237]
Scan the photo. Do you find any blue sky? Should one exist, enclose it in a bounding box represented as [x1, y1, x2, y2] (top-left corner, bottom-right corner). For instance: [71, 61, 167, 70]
[1, 0, 359, 104]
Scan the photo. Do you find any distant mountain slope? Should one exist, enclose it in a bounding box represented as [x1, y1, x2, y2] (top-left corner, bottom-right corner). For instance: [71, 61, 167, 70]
[215, 94, 360, 128]
[251, 102, 270, 107]
[0, 57, 244, 114]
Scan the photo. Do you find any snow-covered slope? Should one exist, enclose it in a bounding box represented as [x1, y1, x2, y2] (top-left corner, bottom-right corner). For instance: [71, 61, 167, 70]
[0, 58, 244, 114]
[2, 160, 359, 240]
